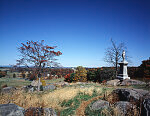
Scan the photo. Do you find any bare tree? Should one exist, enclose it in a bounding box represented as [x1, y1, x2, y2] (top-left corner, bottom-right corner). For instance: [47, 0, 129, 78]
[104, 39, 130, 78]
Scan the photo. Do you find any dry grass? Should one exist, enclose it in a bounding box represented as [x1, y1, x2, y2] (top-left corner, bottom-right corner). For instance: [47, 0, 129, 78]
[0, 84, 111, 111]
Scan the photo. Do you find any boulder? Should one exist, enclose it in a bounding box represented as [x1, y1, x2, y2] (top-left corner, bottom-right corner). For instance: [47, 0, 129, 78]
[120, 79, 146, 86]
[21, 85, 35, 92]
[91, 100, 110, 110]
[31, 80, 42, 87]
[76, 82, 87, 85]
[25, 107, 57, 116]
[43, 85, 56, 91]
[0, 103, 25, 116]
[142, 98, 150, 116]
[1, 87, 16, 94]
[107, 88, 149, 104]
[114, 101, 139, 116]
[106, 79, 120, 86]
[55, 82, 69, 87]
[146, 81, 150, 87]
[44, 108, 57, 116]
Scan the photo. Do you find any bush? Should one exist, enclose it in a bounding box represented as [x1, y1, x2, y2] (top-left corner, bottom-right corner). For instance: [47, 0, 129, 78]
[87, 68, 115, 83]
[13, 73, 16, 78]
[87, 71, 96, 82]
[27, 73, 37, 81]
[74, 66, 87, 82]
[64, 73, 75, 82]
[0, 71, 6, 78]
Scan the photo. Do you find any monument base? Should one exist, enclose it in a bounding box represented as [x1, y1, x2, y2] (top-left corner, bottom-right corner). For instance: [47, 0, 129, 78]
[117, 75, 130, 80]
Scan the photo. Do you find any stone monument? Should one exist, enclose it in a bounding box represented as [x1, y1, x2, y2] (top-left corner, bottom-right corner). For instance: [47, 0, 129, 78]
[117, 50, 130, 80]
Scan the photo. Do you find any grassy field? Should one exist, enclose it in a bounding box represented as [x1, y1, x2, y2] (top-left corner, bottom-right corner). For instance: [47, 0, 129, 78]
[0, 77, 149, 116]
[0, 78, 31, 87]
[0, 78, 115, 115]
[0, 77, 65, 88]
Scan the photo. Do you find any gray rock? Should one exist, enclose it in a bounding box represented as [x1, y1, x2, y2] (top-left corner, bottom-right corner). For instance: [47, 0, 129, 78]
[0, 103, 25, 116]
[31, 80, 42, 87]
[121, 79, 146, 86]
[80, 85, 85, 88]
[28, 87, 34, 92]
[55, 82, 69, 87]
[115, 101, 138, 116]
[143, 98, 150, 116]
[111, 88, 149, 101]
[91, 100, 109, 110]
[146, 82, 150, 87]
[44, 108, 57, 116]
[43, 85, 56, 91]
[21, 85, 35, 92]
[1, 87, 16, 94]
[106, 79, 120, 86]
[76, 82, 87, 85]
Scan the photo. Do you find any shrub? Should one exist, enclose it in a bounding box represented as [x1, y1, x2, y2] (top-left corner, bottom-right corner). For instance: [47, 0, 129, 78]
[64, 73, 75, 82]
[87, 71, 96, 82]
[13, 73, 16, 78]
[87, 68, 115, 83]
[64, 73, 71, 82]
[0, 71, 6, 78]
[74, 66, 87, 82]
[27, 73, 37, 81]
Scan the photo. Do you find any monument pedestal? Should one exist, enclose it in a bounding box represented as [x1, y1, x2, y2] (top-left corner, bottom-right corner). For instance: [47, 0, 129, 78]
[117, 60, 130, 80]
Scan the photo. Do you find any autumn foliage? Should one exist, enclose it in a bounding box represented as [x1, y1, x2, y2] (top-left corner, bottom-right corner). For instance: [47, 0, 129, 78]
[17, 40, 62, 80]
[74, 66, 87, 82]
[65, 66, 87, 82]
[0, 70, 6, 78]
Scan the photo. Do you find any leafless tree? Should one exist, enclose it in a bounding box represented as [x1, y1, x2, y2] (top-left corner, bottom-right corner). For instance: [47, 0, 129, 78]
[104, 39, 130, 78]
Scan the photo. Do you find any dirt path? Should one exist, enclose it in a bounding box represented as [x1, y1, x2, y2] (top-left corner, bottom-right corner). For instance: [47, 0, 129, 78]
[76, 96, 103, 116]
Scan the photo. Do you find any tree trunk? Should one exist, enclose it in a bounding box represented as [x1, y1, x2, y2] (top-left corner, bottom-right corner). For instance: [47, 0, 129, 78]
[38, 64, 42, 91]
[115, 62, 118, 78]
[38, 77, 41, 91]
[115, 54, 118, 78]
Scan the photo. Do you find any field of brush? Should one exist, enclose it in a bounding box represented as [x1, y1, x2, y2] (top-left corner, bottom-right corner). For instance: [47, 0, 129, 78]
[0, 77, 149, 116]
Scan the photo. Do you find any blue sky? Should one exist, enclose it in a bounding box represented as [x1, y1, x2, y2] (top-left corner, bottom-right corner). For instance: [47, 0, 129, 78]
[0, 0, 150, 67]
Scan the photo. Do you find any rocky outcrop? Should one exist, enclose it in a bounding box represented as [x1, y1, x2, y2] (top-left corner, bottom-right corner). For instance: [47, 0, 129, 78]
[1, 87, 16, 94]
[43, 108, 57, 116]
[106, 79, 120, 86]
[24, 107, 57, 116]
[21, 85, 35, 92]
[43, 85, 56, 91]
[91, 100, 109, 110]
[107, 88, 149, 103]
[114, 101, 139, 116]
[54, 82, 69, 87]
[107, 88, 150, 116]
[31, 80, 42, 87]
[120, 79, 146, 86]
[142, 98, 150, 116]
[106, 79, 146, 86]
[0, 103, 25, 116]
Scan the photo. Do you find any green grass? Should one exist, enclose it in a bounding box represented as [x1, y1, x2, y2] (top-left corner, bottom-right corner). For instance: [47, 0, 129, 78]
[85, 100, 104, 116]
[0, 77, 65, 88]
[131, 84, 150, 91]
[60, 90, 100, 116]
[44, 77, 65, 84]
[0, 77, 31, 88]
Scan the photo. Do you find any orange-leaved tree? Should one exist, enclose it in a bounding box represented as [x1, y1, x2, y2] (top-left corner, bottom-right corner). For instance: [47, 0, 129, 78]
[74, 66, 87, 82]
[16, 40, 62, 90]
